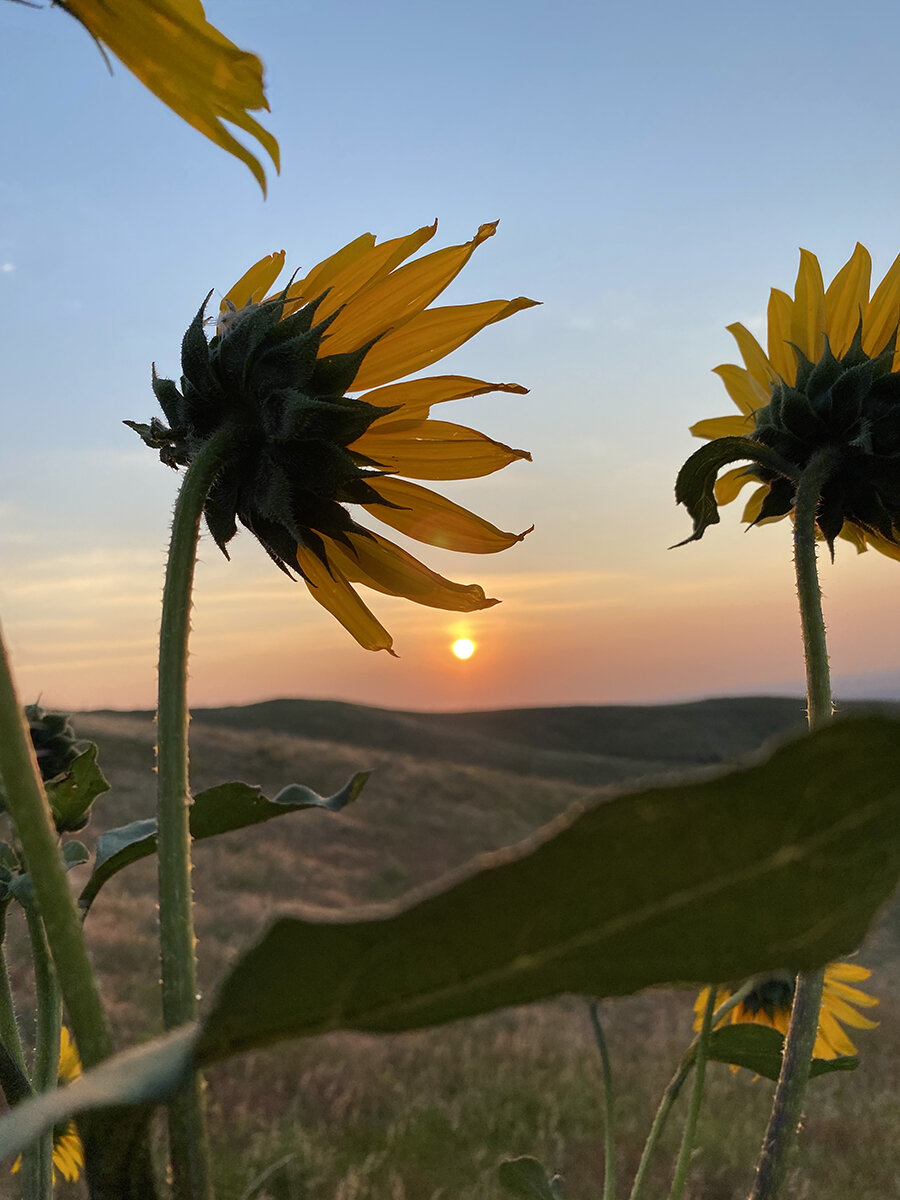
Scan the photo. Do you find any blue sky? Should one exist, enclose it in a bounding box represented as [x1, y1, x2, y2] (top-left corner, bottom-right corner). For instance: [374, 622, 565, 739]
[3, 0, 900, 711]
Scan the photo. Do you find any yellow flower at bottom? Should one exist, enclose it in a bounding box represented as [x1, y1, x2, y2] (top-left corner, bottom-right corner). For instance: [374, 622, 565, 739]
[135, 220, 537, 653]
[11, 1028, 84, 1184]
[690, 244, 900, 559]
[694, 963, 878, 1068]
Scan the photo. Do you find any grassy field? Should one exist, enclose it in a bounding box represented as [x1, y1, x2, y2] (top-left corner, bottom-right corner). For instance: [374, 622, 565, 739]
[8, 698, 899, 1199]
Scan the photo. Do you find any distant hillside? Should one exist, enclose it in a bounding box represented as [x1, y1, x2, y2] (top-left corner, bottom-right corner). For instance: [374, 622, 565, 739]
[89, 694, 900, 788]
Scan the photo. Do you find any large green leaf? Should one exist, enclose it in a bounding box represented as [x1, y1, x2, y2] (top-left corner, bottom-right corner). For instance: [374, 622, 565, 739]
[2, 718, 899, 1186]
[707, 1024, 858, 1081]
[198, 716, 900, 1057]
[78, 774, 367, 912]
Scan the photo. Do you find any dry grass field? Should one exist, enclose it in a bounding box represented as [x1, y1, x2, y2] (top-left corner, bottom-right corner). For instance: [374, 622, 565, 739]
[4, 698, 899, 1199]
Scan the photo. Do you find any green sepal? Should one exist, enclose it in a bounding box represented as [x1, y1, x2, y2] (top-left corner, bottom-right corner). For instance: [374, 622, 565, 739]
[46, 743, 109, 833]
[246, 326, 324, 398]
[180, 293, 215, 393]
[498, 1157, 562, 1199]
[674, 436, 798, 545]
[150, 370, 185, 429]
[308, 340, 377, 398]
[213, 295, 286, 387]
[79, 774, 367, 913]
[707, 1024, 858, 1081]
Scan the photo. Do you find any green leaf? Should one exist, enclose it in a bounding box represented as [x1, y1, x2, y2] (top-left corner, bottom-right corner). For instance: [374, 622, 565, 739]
[46, 744, 109, 833]
[497, 1157, 560, 1199]
[0, 1027, 196, 1186]
[9, 842, 88, 908]
[707, 1023, 858, 1081]
[79, 774, 367, 912]
[673, 436, 798, 545]
[62, 840, 89, 869]
[197, 717, 900, 1058]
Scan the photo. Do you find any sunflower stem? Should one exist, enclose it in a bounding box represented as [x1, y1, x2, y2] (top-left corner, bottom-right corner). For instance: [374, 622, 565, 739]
[749, 445, 840, 1200]
[158, 425, 235, 1200]
[0, 903, 26, 1080]
[666, 984, 715, 1200]
[0, 626, 112, 1071]
[628, 982, 755, 1200]
[21, 906, 61, 1197]
[588, 1001, 616, 1200]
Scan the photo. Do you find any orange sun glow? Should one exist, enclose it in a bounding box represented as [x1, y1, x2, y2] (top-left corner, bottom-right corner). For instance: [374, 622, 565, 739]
[451, 638, 476, 660]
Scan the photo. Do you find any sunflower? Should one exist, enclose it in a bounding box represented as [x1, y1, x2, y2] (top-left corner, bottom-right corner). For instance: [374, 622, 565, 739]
[129, 221, 536, 653]
[54, 0, 278, 193]
[11, 1027, 84, 1184]
[690, 244, 900, 558]
[694, 963, 878, 1067]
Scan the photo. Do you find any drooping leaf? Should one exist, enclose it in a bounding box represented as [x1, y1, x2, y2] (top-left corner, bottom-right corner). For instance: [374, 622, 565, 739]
[707, 1023, 858, 1081]
[198, 717, 900, 1058]
[497, 1156, 561, 1199]
[46, 744, 109, 832]
[9, 841, 90, 908]
[674, 436, 798, 544]
[79, 774, 367, 912]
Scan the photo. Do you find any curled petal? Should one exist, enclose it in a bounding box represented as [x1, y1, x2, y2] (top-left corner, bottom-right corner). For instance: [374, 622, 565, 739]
[296, 546, 394, 653]
[352, 419, 531, 480]
[326, 532, 500, 612]
[362, 375, 528, 421]
[689, 414, 755, 440]
[365, 477, 530, 553]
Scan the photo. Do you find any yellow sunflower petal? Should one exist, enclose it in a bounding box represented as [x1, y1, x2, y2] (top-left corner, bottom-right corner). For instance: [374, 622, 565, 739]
[349, 297, 540, 392]
[295, 546, 395, 654]
[326, 532, 501, 612]
[741, 484, 771, 524]
[689, 414, 755, 440]
[61, 0, 279, 194]
[714, 466, 760, 505]
[824, 243, 872, 357]
[838, 524, 868, 553]
[726, 323, 779, 391]
[712, 364, 769, 416]
[364, 478, 530, 553]
[362, 376, 528, 421]
[313, 223, 439, 324]
[863, 250, 900, 357]
[767, 288, 796, 383]
[821, 993, 879, 1030]
[353, 419, 531, 480]
[814, 1009, 858, 1058]
[826, 962, 872, 983]
[58, 1027, 82, 1082]
[52, 1125, 84, 1183]
[221, 251, 286, 314]
[824, 980, 879, 1008]
[285, 233, 378, 311]
[323, 222, 501, 355]
[861, 529, 900, 562]
[791, 249, 826, 364]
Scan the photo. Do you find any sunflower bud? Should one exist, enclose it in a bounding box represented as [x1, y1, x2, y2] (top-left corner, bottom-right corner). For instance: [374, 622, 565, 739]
[24, 703, 81, 784]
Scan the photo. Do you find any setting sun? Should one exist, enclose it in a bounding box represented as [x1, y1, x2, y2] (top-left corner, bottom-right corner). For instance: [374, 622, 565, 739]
[451, 638, 476, 660]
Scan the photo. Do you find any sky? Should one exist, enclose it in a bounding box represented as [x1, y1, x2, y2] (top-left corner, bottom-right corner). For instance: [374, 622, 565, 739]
[2, 0, 900, 713]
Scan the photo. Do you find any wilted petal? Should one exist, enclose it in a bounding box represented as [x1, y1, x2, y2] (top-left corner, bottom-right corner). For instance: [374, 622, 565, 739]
[364, 477, 530, 552]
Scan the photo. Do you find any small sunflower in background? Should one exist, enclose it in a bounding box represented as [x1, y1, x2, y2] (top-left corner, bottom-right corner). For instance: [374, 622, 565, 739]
[694, 963, 878, 1067]
[12, 1028, 84, 1184]
[685, 244, 900, 557]
[130, 221, 536, 653]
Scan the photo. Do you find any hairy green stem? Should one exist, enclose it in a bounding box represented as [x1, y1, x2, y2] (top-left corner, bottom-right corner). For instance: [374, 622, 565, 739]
[588, 1001, 616, 1200]
[749, 445, 841, 1200]
[667, 984, 715, 1200]
[158, 427, 235, 1200]
[629, 982, 755, 1200]
[0, 902, 25, 1079]
[21, 907, 61, 1198]
[0, 627, 111, 1070]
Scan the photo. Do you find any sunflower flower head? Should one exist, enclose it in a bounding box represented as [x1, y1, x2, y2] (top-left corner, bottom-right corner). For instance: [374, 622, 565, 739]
[129, 222, 536, 653]
[694, 962, 878, 1070]
[11, 1028, 84, 1184]
[679, 245, 900, 559]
